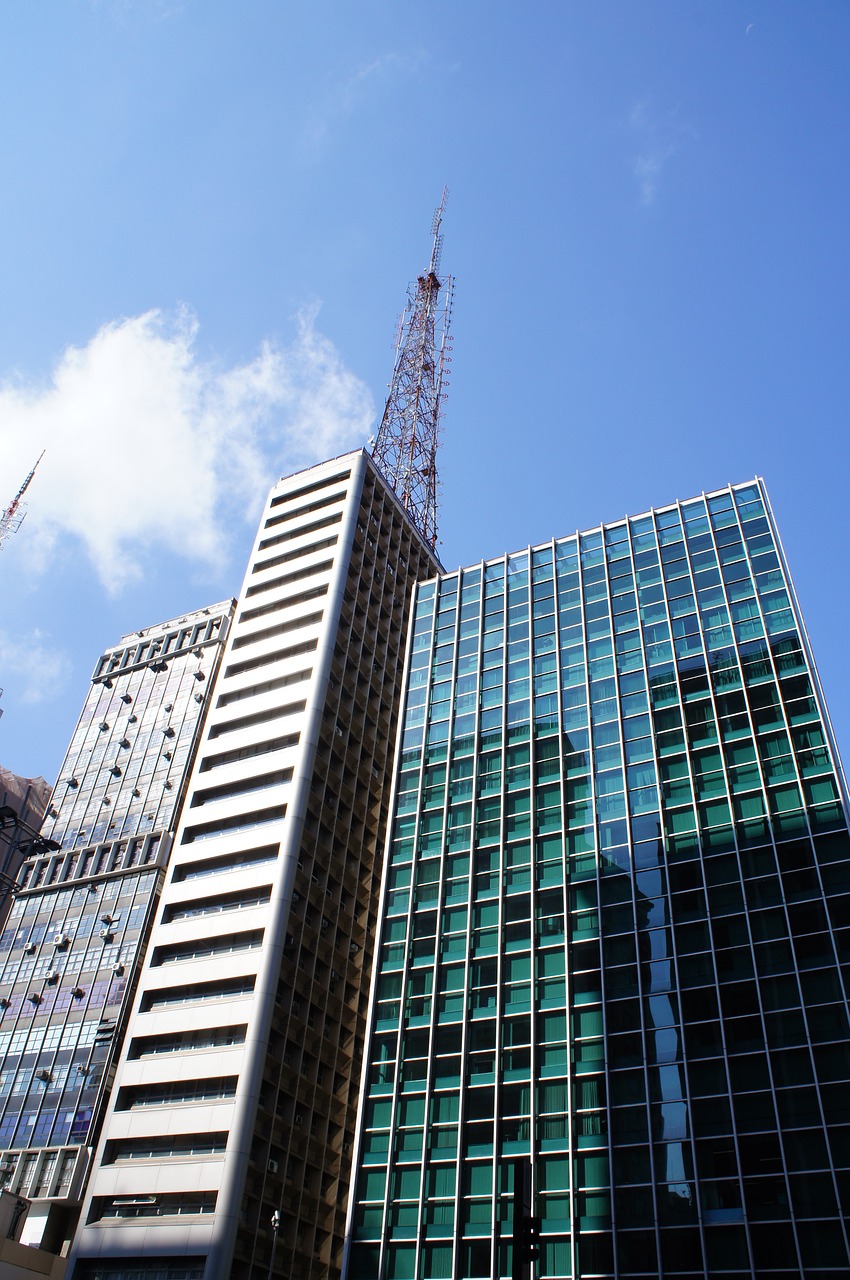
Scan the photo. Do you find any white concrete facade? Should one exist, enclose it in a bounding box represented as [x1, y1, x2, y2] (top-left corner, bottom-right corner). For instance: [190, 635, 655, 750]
[70, 451, 439, 1280]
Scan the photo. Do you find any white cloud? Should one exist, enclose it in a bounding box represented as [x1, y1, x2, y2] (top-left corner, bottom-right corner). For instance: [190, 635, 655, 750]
[0, 307, 373, 591]
[0, 630, 72, 705]
[628, 100, 693, 206]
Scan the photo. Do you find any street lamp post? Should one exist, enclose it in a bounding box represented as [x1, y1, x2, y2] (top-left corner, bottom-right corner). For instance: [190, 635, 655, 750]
[266, 1208, 281, 1280]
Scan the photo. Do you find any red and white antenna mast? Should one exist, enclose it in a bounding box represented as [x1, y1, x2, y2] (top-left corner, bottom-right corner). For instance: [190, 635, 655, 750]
[371, 189, 453, 550]
[0, 451, 45, 550]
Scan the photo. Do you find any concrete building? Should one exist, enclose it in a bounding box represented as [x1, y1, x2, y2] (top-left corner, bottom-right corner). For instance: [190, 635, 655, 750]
[0, 769, 52, 896]
[0, 1190, 67, 1280]
[345, 479, 850, 1280]
[0, 603, 233, 1256]
[70, 450, 439, 1280]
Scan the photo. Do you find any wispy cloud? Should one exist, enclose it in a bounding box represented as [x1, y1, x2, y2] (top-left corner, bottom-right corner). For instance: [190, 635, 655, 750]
[302, 50, 428, 157]
[0, 307, 373, 592]
[628, 100, 693, 206]
[0, 630, 72, 705]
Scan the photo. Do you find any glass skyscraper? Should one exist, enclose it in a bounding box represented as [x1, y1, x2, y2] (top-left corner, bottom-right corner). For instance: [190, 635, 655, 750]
[345, 479, 850, 1280]
[0, 602, 233, 1254]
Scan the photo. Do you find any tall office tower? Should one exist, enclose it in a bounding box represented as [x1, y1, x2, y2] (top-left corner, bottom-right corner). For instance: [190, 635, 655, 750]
[0, 603, 233, 1255]
[346, 478, 850, 1280]
[71, 451, 440, 1280]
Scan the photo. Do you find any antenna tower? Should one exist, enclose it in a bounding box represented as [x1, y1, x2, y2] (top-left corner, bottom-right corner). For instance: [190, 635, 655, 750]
[371, 189, 453, 550]
[0, 452, 45, 551]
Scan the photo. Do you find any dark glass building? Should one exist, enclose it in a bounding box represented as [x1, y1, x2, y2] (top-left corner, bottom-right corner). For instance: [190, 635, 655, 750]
[345, 479, 850, 1280]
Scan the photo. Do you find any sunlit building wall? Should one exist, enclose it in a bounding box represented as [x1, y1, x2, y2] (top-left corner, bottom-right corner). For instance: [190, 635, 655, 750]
[71, 450, 439, 1280]
[345, 479, 850, 1280]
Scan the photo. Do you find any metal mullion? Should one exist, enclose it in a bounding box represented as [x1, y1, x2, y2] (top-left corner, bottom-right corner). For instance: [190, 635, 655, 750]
[729, 487, 816, 843]
[665, 500, 750, 1280]
[639, 523, 700, 874]
[598, 531, 637, 1279]
[629, 512, 673, 1278]
[686, 492, 770, 1275]
[553, 536, 587, 1277]
[739, 497, 848, 992]
[548, 537, 577, 1273]
[414, 574, 461, 1280]
[527, 550, 543, 1268]
[734, 486, 850, 1263]
[758, 477, 850, 821]
[578, 528, 623, 1275]
[528, 544, 558, 1232]
[482, 561, 506, 1280]
[569, 530, 602, 1280]
[747, 483, 844, 834]
[452, 560, 486, 1276]
[375, 581, 437, 1280]
[750, 480, 850, 1257]
[497, 549, 531, 1280]
[702, 488, 803, 1274]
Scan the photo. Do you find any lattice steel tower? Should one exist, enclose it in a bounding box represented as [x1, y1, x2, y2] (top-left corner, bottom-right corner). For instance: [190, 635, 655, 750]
[371, 190, 453, 550]
[0, 451, 44, 550]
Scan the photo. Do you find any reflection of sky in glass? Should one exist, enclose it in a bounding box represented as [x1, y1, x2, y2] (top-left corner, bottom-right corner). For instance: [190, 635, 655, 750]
[353, 481, 850, 1274]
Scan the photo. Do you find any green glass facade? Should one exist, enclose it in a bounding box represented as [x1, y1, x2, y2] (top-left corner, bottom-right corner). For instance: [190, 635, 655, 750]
[345, 479, 850, 1280]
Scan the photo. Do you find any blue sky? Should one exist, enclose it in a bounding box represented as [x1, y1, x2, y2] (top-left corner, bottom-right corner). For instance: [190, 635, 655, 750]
[1, 1, 849, 785]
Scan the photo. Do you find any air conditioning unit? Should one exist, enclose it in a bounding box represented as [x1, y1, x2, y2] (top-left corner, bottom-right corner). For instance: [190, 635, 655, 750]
[71, 986, 84, 999]
[112, 962, 125, 976]
[24, 943, 36, 956]
[29, 993, 42, 1006]
[35, 1068, 52, 1084]
[0, 998, 10, 1010]
[99, 929, 114, 942]
[294, 1113, 303, 1126]
[0, 1162, 14, 1175]
[46, 971, 59, 985]
[268, 1159, 279, 1174]
[100, 913, 114, 925]
[53, 933, 69, 948]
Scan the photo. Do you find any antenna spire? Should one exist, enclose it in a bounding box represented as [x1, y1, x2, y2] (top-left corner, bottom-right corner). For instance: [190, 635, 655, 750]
[371, 189, 453, 550]
[0, 451, 45, 550]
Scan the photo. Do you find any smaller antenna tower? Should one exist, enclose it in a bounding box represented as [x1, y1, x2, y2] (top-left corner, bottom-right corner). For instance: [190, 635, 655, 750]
[0, 452, 45, 551]
[371, 189, 453, 550]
